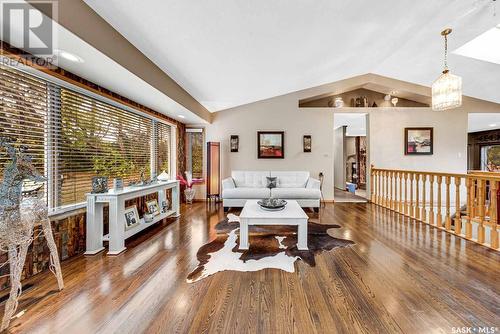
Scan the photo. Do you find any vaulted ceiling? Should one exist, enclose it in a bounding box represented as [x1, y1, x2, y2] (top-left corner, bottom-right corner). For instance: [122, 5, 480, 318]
[83, 0, 500, 112]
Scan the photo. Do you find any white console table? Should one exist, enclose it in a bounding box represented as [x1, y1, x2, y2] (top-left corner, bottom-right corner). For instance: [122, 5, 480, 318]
[85, 180, 180, 256]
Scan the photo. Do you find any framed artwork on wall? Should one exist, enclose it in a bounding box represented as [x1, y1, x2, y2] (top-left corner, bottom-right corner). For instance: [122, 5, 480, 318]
[303, 135, 312, 152]
[230, 135, 239, 152]
[124, 206, 140, 231]
[257, 131, 285, 159]
[404, 127, 433, 155]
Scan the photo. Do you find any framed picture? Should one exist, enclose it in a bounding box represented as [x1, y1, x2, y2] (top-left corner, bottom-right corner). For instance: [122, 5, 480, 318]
[146, 199, 161, 216]
[230, 135, 239, 152]
[257, 131, 285, 159]
[405, 127, 433, 155]
[124, 206, 140, 231]
[303, 135, 312, 152]
[113, 177, 123, 191]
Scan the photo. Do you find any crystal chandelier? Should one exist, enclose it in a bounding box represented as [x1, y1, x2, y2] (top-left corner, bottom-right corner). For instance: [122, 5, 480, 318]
[432, 28, 462, 111]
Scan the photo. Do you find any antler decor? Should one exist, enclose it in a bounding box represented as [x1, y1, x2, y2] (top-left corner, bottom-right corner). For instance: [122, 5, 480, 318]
[0, 138, 64, 331]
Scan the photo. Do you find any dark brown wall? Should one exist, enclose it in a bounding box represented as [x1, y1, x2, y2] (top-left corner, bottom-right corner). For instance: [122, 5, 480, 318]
[468, 129, 500, 170]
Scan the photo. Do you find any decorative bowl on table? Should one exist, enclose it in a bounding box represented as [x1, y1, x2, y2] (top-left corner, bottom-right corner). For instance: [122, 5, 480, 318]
[257, 198, 287, 211]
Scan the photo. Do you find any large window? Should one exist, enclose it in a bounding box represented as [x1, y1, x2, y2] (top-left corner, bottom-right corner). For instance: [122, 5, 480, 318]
[0, 65, 174, 211]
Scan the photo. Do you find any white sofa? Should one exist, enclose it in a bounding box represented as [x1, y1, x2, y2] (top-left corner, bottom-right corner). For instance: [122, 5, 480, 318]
[222, 171, 321, 212]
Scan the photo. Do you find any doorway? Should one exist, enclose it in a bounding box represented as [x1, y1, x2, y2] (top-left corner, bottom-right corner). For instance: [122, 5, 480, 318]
[333, 113, 368, 203]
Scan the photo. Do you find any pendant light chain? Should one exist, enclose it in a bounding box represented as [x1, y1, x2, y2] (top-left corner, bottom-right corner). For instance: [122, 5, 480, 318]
[443, 32, 448, 72]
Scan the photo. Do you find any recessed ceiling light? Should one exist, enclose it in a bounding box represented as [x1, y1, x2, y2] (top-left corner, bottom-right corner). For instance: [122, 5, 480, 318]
[55, 49, 84, 63]
[177, 115, 185, 119]
[489, 123, 497, 127]
[453, 25, 500, 65]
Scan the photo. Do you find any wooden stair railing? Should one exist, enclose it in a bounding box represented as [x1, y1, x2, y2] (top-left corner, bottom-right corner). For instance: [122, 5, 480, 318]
[370, 166, 500, 250]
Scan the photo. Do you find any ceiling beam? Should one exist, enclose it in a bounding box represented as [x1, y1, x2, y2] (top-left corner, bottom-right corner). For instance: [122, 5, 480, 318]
[28, 0, 212, 123]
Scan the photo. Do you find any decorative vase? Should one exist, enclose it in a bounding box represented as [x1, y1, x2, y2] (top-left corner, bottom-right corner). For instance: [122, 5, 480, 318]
[334, 97, 344, 108]
[184, 188, 196, 204]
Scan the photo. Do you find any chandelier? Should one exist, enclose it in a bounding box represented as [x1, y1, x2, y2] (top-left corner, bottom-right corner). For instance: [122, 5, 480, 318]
[432, 28, 462, 111]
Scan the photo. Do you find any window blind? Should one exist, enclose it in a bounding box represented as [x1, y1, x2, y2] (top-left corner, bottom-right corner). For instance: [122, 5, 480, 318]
[0, 66, 48, 200]
[0, 65, 173, 211]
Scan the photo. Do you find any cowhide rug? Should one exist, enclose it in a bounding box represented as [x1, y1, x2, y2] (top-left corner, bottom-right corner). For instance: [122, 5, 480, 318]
[187, 214, 354, 283]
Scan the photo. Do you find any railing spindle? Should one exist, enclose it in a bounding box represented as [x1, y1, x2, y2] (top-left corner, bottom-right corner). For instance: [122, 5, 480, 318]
[404, 173, 409, 216]
[415, 173, 420, 220]
[466, 177, 473, 239]
[454, 177, 462, 235]
[389, 172, 394, 210]
[429, 175, 434, 225]
[385, 171, 389, 208]
[437, 176, 442, 227]
[477, 179, 485, 244]
[398, 172, 403, 213]
[490, 180, 498, 249]
[422, 174, 427, 223]
[410, 173, 414, 218]
[445, 176, 451, 231]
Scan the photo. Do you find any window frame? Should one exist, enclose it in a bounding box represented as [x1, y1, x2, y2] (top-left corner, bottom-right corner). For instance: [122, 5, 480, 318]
[185, 128, 205, 181]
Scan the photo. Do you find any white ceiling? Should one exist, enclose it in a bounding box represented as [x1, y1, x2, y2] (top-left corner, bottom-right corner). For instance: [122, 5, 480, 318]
[334, 113, 367, 137]
[468, 113, 500, 132]
[84, 0, 500, 112]
[0, 1, 207, 124]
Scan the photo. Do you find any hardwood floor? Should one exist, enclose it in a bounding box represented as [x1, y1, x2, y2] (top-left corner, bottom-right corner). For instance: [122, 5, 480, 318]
[2, 203, 499, 334]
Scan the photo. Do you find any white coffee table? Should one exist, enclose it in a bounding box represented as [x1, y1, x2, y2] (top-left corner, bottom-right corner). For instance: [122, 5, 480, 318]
[239, 200, 309, 250]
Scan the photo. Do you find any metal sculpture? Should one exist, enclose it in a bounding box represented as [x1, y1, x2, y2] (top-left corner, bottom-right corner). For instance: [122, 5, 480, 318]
[0, 138, 64, 331]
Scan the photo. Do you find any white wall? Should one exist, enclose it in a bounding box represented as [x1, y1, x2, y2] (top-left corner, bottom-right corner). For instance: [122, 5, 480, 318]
[195, 93, 335, 199]
[369, 108, 468, 173]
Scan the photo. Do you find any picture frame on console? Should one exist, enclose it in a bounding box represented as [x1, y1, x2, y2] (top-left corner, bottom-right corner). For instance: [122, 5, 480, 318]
[258, 131, 285, 159]
[303, 135, 312, 152]
[146, 199, 161, 216]
[230, 135, 239, 152]
[124, 206, 140, 230]
[404, 127, 433, 155]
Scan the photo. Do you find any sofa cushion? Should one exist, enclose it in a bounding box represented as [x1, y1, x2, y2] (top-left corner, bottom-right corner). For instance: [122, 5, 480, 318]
[223, 187, 271, 199]
[266, 176, 277, 189]
[231, 171, 270, 188]
[271, 171, 309, 188]
[271, 187, 320, 199]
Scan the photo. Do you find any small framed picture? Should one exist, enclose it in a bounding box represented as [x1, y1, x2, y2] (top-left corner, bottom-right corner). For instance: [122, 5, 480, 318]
[124, 206, 140, 231]
[146, 199, 161, 216]
[405, 127, 433, 155]
[230, 135, 239, 152]
[113, 177, 124, 191]
[303, 135, 312, 152]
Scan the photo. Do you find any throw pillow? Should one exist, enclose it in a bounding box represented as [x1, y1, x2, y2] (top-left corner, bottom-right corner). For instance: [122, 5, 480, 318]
[266, 176, 277, 189]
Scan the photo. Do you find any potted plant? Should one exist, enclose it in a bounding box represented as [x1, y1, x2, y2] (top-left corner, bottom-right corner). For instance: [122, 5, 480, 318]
[177, 171, 203, 204]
